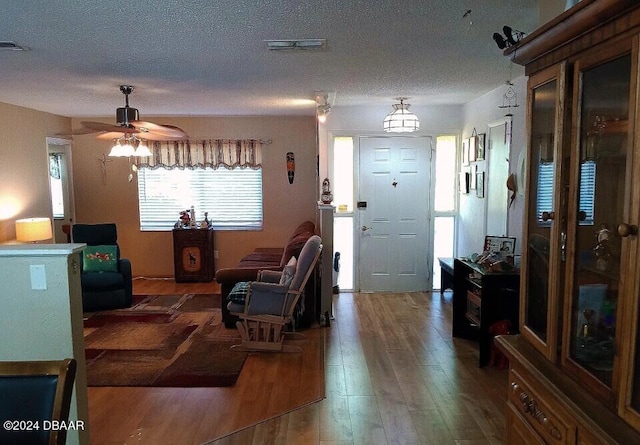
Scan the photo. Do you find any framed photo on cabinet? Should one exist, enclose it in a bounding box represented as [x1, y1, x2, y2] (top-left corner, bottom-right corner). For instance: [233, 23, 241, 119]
[483, 235, 515, 255]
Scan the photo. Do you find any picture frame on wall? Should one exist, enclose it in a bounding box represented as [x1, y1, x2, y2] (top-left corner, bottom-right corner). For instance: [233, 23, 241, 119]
[477, 133, 486, 160]
[476, 171, 484, 198]
[458, 171, 470, 194]
[469, 135, 477, 162]
[470, 164, 477, 189]
[462, 138, 469, 166]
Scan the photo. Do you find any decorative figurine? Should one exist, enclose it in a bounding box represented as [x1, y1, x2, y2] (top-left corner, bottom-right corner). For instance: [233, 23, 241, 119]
[593, 224, 611, 271]
[179, 210, 190, 228]
[321, 177, 333, 204]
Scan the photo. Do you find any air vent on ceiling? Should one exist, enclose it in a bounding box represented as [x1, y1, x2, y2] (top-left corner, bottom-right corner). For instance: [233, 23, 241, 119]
[0, 41, 29, 51]
[265, 39, 327, 51]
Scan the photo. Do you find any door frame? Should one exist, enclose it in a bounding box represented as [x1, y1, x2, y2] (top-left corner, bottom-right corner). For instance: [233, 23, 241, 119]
[46, 137, 76, 243]
[485, 117, 513, 237]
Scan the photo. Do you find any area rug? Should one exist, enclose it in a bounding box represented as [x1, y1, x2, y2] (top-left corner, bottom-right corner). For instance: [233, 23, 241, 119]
[83, 294, 248, 387]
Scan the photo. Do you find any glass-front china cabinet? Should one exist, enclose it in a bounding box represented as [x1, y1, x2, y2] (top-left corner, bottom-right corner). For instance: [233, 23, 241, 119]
[496, 1, 640, 444]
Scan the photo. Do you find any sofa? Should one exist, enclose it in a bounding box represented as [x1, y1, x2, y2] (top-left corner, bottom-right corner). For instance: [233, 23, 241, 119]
[215, 221, 319, 328]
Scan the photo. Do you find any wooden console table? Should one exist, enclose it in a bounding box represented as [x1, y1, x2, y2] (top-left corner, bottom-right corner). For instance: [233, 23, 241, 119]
[172, 228, 215, 282]
[452, 258, 520, 367]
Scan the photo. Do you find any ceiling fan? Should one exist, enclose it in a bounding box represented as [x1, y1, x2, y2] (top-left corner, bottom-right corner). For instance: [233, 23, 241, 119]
[70, 85, 188, 142]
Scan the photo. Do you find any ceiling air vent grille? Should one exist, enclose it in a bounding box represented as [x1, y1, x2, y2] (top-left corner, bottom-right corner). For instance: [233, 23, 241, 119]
[264, 39, 327, 51]
[0, 41, 29, 51]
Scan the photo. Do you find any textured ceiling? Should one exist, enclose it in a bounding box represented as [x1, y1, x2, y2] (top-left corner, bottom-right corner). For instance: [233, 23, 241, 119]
[0, 1, 540, 118]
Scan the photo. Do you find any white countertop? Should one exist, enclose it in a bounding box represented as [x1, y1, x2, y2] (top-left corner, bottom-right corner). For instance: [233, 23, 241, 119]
[0, 243, 86, 257]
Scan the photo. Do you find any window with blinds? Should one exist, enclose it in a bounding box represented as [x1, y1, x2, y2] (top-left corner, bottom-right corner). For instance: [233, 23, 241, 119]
[137, 166, 263, 231]
[536, 161, 595, 226]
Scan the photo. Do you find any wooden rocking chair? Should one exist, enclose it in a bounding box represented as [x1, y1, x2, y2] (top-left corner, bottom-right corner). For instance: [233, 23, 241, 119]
[230, 235, 322, 353]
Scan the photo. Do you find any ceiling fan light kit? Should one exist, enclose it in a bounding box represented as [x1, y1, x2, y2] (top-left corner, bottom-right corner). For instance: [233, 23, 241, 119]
[108, 135, 151, 158]
[71, 85, 188, 154]
[383, 98, 420, 133]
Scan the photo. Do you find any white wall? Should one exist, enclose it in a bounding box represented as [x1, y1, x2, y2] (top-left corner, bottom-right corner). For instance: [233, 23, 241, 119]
[319, 103, 463, 180]
[459, 76, 527, 257]
[0, 244, 89, 445]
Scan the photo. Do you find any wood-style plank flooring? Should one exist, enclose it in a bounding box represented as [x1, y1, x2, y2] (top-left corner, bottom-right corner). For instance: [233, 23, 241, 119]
[88, 279, 508, 444]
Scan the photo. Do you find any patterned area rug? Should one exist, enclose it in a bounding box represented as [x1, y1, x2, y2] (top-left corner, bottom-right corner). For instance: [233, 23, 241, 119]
[83, 294, 247, 387]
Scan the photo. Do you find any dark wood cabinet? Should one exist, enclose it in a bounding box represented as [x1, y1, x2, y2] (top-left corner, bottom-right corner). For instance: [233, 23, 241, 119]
[496, 2, 640, 443]
[452, 258, 520, 367]
[172, 228, 215, 282]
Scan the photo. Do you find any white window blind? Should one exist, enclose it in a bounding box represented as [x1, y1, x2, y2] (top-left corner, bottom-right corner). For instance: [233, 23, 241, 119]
[536, 161, 595, 226]
[137, 166, 263, 231]
[578, 161, 596, 225]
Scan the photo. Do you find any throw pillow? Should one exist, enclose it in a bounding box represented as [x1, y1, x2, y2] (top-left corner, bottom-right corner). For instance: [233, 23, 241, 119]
[83, 245, 118, 272]
[228, 281, 251, 304]
[279, 256, 297, 287]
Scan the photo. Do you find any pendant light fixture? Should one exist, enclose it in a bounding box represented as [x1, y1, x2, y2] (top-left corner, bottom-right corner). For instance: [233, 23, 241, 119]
[383, 98, 420, 133]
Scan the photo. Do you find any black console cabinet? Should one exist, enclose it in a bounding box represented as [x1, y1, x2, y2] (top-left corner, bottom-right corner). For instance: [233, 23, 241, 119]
[452, 258, 519, 367]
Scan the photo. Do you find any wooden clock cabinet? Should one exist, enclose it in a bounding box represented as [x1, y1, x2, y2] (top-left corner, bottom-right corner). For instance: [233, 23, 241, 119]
[496, 1, 640, 443]
[172, 228, 215, 282]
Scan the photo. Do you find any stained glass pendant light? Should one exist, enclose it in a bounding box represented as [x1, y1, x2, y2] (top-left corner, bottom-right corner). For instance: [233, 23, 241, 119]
[383, 98, 420, 132]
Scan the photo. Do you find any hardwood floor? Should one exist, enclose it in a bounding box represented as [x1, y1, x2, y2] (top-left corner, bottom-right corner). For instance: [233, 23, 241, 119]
[88, 279, 508, 444]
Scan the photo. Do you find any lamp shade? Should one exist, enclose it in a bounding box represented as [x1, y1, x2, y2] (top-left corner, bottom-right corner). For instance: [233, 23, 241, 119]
[383, 99, 420, 133]
[15, 217, 53, 242]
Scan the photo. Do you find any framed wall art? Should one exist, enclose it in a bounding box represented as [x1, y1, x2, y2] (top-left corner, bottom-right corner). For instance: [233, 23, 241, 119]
[476, 171, 485, 198]
[459, 171, 470, 194]
[470, 165, 477, 189]
[477, 133, 486, 160]
[462, 138, 469, 166]
[469, 135, 477, 162]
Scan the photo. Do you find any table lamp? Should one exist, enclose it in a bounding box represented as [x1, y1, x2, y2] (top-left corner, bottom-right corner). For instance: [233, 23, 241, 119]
[15, 217, 53, 243]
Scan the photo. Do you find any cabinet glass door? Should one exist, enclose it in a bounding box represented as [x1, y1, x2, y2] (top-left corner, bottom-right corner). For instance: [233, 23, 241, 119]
[565, 53, 632, 393]
[521, 65, 566, 360]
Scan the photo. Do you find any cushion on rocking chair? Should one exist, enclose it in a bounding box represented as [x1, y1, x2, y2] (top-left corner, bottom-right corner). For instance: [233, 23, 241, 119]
[228, 281, 250, 304]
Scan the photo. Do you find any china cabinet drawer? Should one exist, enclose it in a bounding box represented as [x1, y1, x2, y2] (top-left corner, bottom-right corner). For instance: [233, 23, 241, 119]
[508, 369, 572, 444]
[506, 401, 546, 444]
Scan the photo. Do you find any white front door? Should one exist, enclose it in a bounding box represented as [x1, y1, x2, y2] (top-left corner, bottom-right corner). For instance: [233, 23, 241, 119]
[358, 136, 431, 291]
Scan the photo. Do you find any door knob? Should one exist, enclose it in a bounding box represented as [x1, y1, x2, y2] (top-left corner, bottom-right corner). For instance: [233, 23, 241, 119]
[618, 223, 638, 237]
[361, 225, 372, 232]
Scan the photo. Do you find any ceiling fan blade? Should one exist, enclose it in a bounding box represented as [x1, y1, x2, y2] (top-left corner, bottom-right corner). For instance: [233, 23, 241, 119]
[66, 127, 101, 136]
[133, 131, 176, 141]
[130, 121, 187, 138]
[80, 121, 136, 133]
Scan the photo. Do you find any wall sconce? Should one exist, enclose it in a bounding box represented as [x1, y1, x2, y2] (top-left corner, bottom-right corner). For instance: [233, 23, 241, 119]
[15, 217, 53, 243]
[317, 104, 331, 123]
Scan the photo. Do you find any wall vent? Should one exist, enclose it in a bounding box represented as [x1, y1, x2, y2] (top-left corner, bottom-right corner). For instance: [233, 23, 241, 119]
[0, 41, 29, 51]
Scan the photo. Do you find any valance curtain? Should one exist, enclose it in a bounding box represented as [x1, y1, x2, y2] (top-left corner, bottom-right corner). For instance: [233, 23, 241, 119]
[136, 139, 263, 170]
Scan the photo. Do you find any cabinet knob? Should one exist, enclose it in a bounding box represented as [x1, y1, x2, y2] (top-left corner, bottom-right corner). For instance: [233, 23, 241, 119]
[541, 211, 555, 221]
[618, 223, 638, 238]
